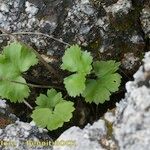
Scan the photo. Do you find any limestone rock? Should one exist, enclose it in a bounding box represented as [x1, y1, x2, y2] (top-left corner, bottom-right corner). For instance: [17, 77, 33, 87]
[113, 51, 150, 150]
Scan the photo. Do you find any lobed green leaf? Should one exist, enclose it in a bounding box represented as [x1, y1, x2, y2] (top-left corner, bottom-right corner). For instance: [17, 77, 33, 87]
[0, 76, 30, 103]
[0, 42, 38, 102]
[31, 108, 52, 128]
[61, 45, 93, 97]
[61, 45, 93, 74]
[35, 89, 63, 109]
[93, 60, 120, 77]
[32, 89, 75, 131]
[3, 42, 38, 72]
[64, 73, 86, 97]
[82, 61, 121, 104]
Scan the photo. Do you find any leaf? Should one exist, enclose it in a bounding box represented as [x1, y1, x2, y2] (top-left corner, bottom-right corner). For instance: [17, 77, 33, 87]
[0, 76, 30, 103]
[47, 89, 63, 108]
[83, 80, 111, 104]
[82, 61, 121, 104]
[0, 61, 20, 79]
[31, 108, 52, 128]
[35, 89, 63, 109]
[93, 60, 120, 77]
[47, 101, 75, 131]
[32, 89, 75, 131]
[3, 42, 38, 72]
[0, 60, 30, 103]
[61, 45, 93, 97]
[64, 73, 86, 97]
[47, 114, 64, 131]
[0, 42, 38, 102]
[54, 101, 75, 122]
[61, 45, 93, 74]
[35, 94, 50, 109]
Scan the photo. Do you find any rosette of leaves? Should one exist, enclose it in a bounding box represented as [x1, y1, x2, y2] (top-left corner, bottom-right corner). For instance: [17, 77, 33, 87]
[82, 61, 122, 104]
[31, 89, 75, 131]
[61, 45, 93, 97]
[0, 42, 38, 102]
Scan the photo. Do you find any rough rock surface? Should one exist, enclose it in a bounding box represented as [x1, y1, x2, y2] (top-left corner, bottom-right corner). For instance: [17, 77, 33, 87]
[0, 0, 149, 150]
[0, 0, 148, 75]
[53, 120, 116, 150]
[52, 53, 150, 150]
[0, 100, 52, 150]
[113, 51, 150, 150]
[0, 99, 18, 129]
[140, 6, 150, 38]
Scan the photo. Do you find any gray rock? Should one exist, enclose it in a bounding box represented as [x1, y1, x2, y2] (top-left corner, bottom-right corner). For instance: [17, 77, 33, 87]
[0, 100, 52, 150]
[0, 1, 149, 148]
[140, 7, 150, 38]
[53, 51, 150, 150]
[0, 0, 59, 49]
[103, 0, 132, 15]
[0, 121, 52, 150]
[121, 52, 140, 70]
[0, 99, 7, 109]
[53, 120, 108, 150]
[0, 0, 146, 76]
[113, 51, 150, 150]
[0, 99, 18, 128]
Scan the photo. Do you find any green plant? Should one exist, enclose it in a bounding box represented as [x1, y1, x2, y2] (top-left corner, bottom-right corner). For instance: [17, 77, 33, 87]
[0, 42, 38, 102]
[82, 61, 121, 104]
[0, 41, 121, 131]
[31, 89, 74, 130]
[61, 45, 93, 97]
[61, 45, 121, 104]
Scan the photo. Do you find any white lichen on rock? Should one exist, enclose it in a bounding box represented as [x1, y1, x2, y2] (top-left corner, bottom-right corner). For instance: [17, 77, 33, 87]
[103, 0, 132, 16]
[121, 52, 139, 70]
[140, 7, 150, 38]
[25, 1, 38, 16]
[0, 121, 52, 150]
[53, 120, 107, 150]
[0, 99, 7, 109]
[113, 51, 150, 150]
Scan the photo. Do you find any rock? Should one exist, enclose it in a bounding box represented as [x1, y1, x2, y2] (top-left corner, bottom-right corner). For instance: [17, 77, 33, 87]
[0, 1, 149, 150]
[0, 0, 146, 76]
[53, 119, 117, 150]
[0, 99, 7, 109]
[53, 119, 108, 150]
[140, 6, 150, 38]
[0, 121, 52, 150]
[102, 0, 132, 15]
[0, 99, 18, 129]
[113, 51, 150, 150]
[0, 0, 61, 50]
[121, 52, 140, 70]
[0, 100, 52, 150]
[53, 51, 150, 150]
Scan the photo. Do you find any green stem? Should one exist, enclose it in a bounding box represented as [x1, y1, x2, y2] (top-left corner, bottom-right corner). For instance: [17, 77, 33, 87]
[10, 79, 63, 90]
[0, 78, 63, 90]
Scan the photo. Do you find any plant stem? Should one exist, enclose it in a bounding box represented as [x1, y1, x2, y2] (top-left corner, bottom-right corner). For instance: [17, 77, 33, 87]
[0, 28, 63, 81]
[0, 30, 70, 46]
[26, 43, 60, 79]
[15, 32, 70, 46]
[23, 100, 33, 110]
[9, 79, 64, 90]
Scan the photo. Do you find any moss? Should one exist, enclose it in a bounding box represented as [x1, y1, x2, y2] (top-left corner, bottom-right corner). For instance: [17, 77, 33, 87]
[109, 5, 143, 31]
[88, 37, 102, 51]
[105, 119, 113, 138]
